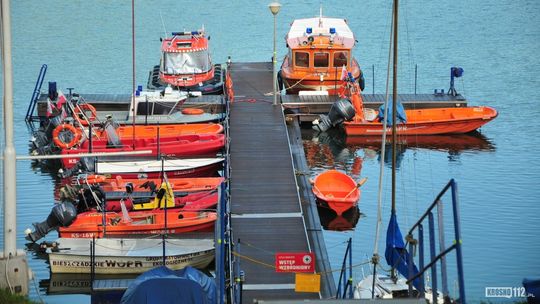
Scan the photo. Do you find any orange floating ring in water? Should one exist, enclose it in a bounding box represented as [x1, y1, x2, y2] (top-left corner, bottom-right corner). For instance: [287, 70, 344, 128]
[181, 108, 204, 115]
[52, 124, 82, 149]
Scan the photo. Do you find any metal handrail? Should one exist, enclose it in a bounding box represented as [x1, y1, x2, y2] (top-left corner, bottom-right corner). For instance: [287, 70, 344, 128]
[336, 238, 353, 299]
[25, 64, 47, 121]
[405, 178, 466, 303]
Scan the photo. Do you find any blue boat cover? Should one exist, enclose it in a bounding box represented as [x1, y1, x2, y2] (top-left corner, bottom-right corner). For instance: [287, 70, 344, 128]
[121, 266, 216, 304]
[385, 212, 421, 290]
[378, 102, 407, 125]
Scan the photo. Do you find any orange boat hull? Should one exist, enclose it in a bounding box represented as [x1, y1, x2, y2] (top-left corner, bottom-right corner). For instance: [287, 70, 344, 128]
[79, 176, 224, 193]
[344, 106, 497, 136]
[59, 210, 216, 238]
[93, 123, 223, 140]
[312, 170, 360, 216]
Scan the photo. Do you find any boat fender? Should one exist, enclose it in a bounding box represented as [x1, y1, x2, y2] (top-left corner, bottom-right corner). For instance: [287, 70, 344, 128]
[182, 108, 205, 115]
[86, 174, 107, 184]
[358, 71, 365, 91]
[73, 103, 98, 126]
[52, 123, 82, 149]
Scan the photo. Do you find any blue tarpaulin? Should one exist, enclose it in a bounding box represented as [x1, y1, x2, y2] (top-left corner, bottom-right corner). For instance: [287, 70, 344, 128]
[121, 266, 217, 304]
[378, 102, 407, 125]
[385, 211, 421, 290]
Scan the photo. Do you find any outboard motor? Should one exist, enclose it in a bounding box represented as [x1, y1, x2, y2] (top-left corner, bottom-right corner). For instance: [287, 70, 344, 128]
[25, 201, 77, 243]
[312, 98, 356, 132]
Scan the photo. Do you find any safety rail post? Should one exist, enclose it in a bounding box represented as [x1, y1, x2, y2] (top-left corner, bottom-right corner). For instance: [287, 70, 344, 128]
[451, 180, 466, 303]
[348, 238, 353, 299]
[437, 200, 450, 299]
[25, 64, 47, 121]
[428, 212, 438, 304]
[336, 237, 352, 299]
[408, 239, 414, 296]
[418, 224, 425, 299]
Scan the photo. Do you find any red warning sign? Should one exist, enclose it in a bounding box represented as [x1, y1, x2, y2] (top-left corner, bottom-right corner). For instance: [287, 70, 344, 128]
[275, 252, 315, 273]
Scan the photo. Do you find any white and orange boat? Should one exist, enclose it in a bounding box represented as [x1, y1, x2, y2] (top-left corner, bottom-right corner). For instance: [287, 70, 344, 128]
[311, 170, 365, 216]
[338, 80, 498, 136]
[147, 30, 223, 94]
[279, 13, 364, 95]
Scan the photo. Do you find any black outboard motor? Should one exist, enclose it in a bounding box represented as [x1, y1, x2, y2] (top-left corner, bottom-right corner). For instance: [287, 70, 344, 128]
[312, 98, 356, 132]
[25, 201, 77, 243]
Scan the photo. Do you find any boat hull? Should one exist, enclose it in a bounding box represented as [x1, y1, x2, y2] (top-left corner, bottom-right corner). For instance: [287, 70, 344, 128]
[94, 158, 224, 179]
[61, 134, 225, 169]
[93, 123, 223, 140]
[312, 170, 360, 216]
[48, 238, 215, 274]
[88, 176, 224, 193]
[58, 210, 217, 238]
[344, 106, 498, 136]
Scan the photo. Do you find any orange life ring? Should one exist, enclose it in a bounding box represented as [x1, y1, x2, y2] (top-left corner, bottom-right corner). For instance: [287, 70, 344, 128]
[86, 175, 107, 184]
[73, 103, 97, 126]
[181, 108, 204, 115]
[52, 124, 82, 149]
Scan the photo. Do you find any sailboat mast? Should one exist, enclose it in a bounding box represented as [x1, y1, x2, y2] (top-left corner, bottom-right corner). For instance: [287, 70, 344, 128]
[391, 0, 399, 280]
[391, 0, 399, 213]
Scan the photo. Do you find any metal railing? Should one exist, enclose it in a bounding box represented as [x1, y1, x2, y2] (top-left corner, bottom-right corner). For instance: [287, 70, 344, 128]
[336, 238, 354, 299]
[405, 178, 466, 303]
[217, 84, 232, 304]
[25, 64, 47, 122]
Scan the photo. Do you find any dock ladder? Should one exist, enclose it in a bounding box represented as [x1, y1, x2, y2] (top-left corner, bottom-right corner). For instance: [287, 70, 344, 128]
[25, 64, 47, 122]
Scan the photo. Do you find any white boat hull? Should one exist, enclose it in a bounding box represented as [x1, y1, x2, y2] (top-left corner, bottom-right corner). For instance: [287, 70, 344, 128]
[48, 238, 215, 274]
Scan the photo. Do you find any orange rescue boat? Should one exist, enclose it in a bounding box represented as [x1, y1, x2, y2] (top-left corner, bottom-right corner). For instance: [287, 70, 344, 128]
[76, 175, 224, 193]
[311, 170, 366, 216]
[59, 210, 216, 238]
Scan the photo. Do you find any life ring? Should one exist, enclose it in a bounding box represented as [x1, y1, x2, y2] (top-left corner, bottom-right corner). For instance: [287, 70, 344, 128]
[52, 124, 82, 149]
[86, 175, 107, 184]
[181, 108, 204, 115]
[73, 103, 97, 126]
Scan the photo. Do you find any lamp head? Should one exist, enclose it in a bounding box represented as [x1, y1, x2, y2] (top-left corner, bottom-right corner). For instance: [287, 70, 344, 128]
[268, 2, 281, 15]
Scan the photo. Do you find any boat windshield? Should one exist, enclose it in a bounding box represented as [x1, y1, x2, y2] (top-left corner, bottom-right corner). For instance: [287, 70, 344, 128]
[162, 50, 211, 74]
[314, 52, 329, 68]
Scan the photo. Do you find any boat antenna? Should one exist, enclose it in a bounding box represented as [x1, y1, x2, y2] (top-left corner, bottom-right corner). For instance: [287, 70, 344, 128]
[370, 0, 396, 298]
[159, 10, 168, 38]
[319, 4, 323, 27]
[131, 0, 136, 149]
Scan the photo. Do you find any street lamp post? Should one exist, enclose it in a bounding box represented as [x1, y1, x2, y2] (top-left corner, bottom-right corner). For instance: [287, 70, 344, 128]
[268, 2, 281, 105]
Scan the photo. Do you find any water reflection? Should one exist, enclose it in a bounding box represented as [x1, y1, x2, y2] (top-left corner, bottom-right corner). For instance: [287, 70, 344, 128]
[317, 205, 363, 231]
[303, 127, 495, 169]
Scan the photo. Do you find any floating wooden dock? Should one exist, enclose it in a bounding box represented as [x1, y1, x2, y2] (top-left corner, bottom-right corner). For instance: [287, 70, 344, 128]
[229, 62, 334, 302]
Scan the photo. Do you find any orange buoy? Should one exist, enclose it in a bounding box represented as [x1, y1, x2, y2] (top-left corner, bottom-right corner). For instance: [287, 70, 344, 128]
[52, 124, 82, 149]
[181, 108, 205, 115]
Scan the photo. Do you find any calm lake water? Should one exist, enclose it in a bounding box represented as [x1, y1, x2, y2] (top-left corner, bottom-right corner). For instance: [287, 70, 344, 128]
[1, 0, 539, 303]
